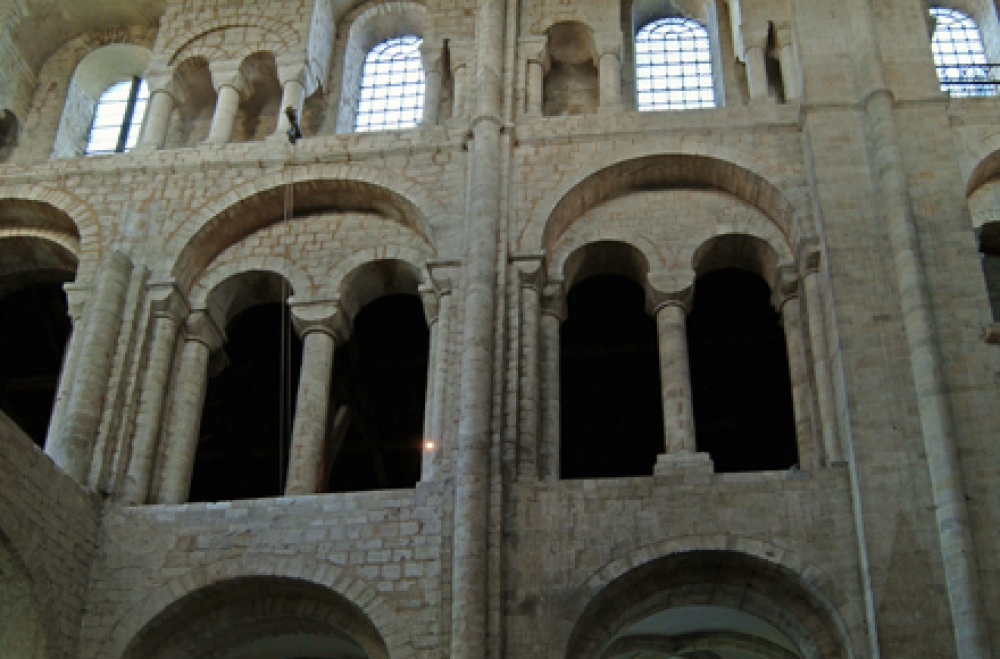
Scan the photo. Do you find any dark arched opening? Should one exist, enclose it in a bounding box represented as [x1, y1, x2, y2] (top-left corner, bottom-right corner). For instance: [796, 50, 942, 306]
[327, 294, 428, 492]
[0, 281, 71, 447]
[979, 222, 1000, 319]
[687, 268, 796, 472]
[560, 274, 663, 479]
[189, 303, 302, 502]
[0, 110, 19, 162]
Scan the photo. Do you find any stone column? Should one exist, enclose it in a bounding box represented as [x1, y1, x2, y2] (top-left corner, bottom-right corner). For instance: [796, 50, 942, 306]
[420, 266, 455, 482]
[206, 61, 246, 145]
[742, 20, 771, 102]
[285, 302, 345, 496]
[521, 37, 546, 116]
[774, 22, 800, 101]
[120, 283, 188, 504]
[800, 245, 840, 464]
[155, 311, 224, 504]
[596, 32, 622, 112]
[514, 255, 544, 480]
[449, 41, 473, 118]
[273, 59, 308, 140]
[46, 251, 132, 484]
[44, 284, 87, 450]
[654, 300, 696, 455]
[539, 283, 565, 481]
[421, 42, 443, 127]
[136, 72, 179, 151]
[773, 266, 818, 468]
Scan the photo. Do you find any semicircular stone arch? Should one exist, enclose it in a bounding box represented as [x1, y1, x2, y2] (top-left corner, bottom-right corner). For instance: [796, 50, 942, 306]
[523, 148, 801, 255]
[164, 166, 444, 293]
[99, 554, 415, 659]
[164, 18, 299, 66]
[326, 246, 432, 304]
[562, 536, 859, 659]
[965, 131, 1000, 195]
[0, 187, 100, 278]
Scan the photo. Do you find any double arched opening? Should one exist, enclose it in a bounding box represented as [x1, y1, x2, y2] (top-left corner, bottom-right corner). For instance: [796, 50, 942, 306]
[564, 550, 854, 659]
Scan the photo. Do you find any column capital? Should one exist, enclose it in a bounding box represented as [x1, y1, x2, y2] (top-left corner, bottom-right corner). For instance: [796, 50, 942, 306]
[289, 300, 349, 342]
[184, 310, 225, 351]
[420, 41, 443, 71]
[427, 258, 461, 295]
[208, 60, 248, 96]
[512, 252, 546, 291]
[593, 30, 623, 59]
[542, 280, 567, 321]
[771, 264, 800, 310]
[147, 281, 189, 322]
[773, 21, 793, 49]
[144, 69, 182, 99]
[448, 39, 476, 71]
[741, 20, 771, 52]
[519, 36, 548, 64]
[646, 270, 695, 315]
[63, 282, 90, 322]
[797, 237, 823, 275]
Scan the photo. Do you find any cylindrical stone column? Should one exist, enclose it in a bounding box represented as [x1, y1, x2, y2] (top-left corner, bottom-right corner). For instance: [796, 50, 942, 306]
[44, 286, 86, 450]
[742, 21, 771, 102]
[539, 288, 565, 481]
[598, 51, 621, 112]
[120, 285, 188, 504]
[46, 251, 132, 484]
[802, 261, 839, 464]
[655, 302, 696, 455]
[421, 44, 442, 127]
[155, 311, 223, 504]
[452, 63, 468, 118]
[274, 79, 306, 138]
[206, 84, 241, 144]
[285, 326, 337, 496]
[776, 283, 818, 468]
[526, 60, 544, 116]
[518, 279, 542, 480]
[137, 89, 176, 150]
[421, 279, 452, 482]
[774, 22, 800, 101]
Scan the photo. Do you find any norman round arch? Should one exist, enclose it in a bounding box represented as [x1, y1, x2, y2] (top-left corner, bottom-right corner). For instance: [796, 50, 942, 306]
[190, 254, 314, 312]
[965, 134, 1000, 195]
[562, 536, 858, 659]
[0, 187, 100, 277]
[163, 18, 299, 66]
[522, 148, 800, 253]
[165, 166, 443, 292]
[98, 555, 415, 659]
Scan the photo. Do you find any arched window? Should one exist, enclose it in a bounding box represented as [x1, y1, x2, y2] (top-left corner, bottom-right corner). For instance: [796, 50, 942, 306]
[355, 36, 425, 132]
[85, 77, 149, 155]
[635, 17, 716, 111]
[930, 7, 997, 97]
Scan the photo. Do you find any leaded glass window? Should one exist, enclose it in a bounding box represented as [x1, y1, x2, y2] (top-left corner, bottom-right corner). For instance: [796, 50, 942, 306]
[636, 17, 716, 111]
[355, 36, 426, 132]
[85, 77, 149, 155]
[930, 7, 996, 97]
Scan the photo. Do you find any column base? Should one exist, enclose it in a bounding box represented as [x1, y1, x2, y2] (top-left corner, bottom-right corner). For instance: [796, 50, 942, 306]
[654, 451, 714, 476]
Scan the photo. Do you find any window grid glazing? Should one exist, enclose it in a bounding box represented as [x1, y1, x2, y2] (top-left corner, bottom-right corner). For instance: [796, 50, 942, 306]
[355, 36, 426, 132]
[85, 78, 149, 155]
[635, 17, 716, 111]
[930, 7, 997, 97]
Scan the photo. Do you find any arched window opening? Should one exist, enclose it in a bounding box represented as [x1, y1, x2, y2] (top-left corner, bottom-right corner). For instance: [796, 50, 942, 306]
[930, 7, 997, 97]
[232, 52, 282, 143]
[560, 275, 663, 479]
[543, 22, 599, 117]
[164, 57, 215, 149]
[85, 77, 149, 155]
[0, 281, 71, 448]
[635, 17, 716, 110]
[687, 269, 797, 472]
[0, 110, 19, 162]
[979, 222, 1000, 319]
[327, 294, 428, 492]
[355, 36, 425, 132]
[188, 303, 302, 503]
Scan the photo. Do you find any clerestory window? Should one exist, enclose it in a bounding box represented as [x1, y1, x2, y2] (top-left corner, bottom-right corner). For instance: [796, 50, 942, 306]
[355, 36, 425, 132]
[930, 7, 997, 97]
[635, 17, 716, 111]
[85, 77, 149, 155]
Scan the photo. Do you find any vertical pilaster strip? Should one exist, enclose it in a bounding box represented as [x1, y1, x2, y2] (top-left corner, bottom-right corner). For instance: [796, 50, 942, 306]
[421, 267, 455, 482]
[515, 257, 544, 481]
[450, 0, 505, 654]
[801, 246, 840, 463]
[539, 283, 565, 481]
[596, 32, 622, 112]
[774, 267, 818, 468]
[120, 283, 188, 504]
[421, 43, 443, 127]
[155, 311, 223, 504]
[774, 22, 800, 101]
[46, 251, 132, 484]
[742, 20, 771, 102]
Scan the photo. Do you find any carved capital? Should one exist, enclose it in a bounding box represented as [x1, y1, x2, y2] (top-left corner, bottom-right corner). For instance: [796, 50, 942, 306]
[770, 264, 800, 311]
[512, 252, 546, 292]
[593, 30, 622, 59]
[646, 270, 695, 315]
[185, 310, 225, 351]
[420, 41, 443, 73]
[774, 22, 793, 49]
[741, 20, 772, 52]
[144, 69, 180, 99]
[289, 300, 349, 343]
[147, 281, 189, 323]
[541, 280, 567, 321]
[275, 56, 308, 87]
[519, 36, 548, 64]
[208, 60, 248, 96]
[797, 237, 823, 275]
[448, 40, 475, 71]
[63, 282, 89, 323]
